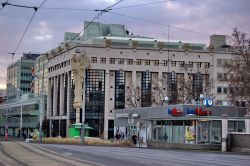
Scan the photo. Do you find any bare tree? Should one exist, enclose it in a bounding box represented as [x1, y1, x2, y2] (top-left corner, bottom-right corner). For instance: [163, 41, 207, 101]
[224, 28, 250, 110]
[151, 78, 168, 106]
[178, 64, 214, 104]
[126, 85, 141, 108]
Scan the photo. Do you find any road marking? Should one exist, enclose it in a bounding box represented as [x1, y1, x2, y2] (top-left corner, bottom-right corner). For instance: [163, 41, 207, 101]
[32, 144, 107, 166]
[62, 152, 72, 156]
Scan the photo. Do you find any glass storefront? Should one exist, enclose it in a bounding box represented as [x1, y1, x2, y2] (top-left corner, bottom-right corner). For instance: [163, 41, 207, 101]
[152, 119, 224, 144]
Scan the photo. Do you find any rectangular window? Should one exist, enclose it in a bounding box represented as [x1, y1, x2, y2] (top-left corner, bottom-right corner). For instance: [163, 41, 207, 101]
[109, 58, 115, 64]
[163, 60, 168, 66]
[91, 57, 97, 63]
[223, 73, 229, 80]
[153, 60, 159, 66]
[217, 87, 222, 94]
[100, 57, 106, 64]
[127, 59, 133, 65]
[205, 62, 210, 68]
[141, 71, 151, 107]
[217, 73, 223, 80]
[217, 59, 223, 67]
[115, 70, 125, 109]
[136, 59, 141, 65]
[118, 59, 124, 64]
[179, 61, 185, 67]
[145, 60, 150, 66]
[171, 61, 176, 67]
[223, 87, 228, 94]
[197, 62, 202, 68]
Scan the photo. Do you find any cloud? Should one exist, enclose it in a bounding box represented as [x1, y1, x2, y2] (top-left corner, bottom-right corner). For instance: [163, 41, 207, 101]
[34, 34, 52, 40]
[0, 0, 249, 89]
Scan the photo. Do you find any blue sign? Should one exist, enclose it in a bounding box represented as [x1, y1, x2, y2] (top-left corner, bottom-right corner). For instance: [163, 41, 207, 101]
[203, 98, 213, 107]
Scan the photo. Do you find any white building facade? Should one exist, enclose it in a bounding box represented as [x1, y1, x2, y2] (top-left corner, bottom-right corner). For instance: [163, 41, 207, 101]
[45, 21, 236, 139]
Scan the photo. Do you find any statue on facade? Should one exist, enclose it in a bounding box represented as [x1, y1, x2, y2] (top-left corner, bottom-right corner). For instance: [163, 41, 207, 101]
[71, 52, 90, 110]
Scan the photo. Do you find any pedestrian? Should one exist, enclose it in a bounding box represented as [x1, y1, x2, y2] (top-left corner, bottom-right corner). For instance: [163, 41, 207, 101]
[132, 133, 137, 146]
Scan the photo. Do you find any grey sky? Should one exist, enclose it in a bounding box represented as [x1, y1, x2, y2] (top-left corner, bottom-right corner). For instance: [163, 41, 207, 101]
[0, 0, 249, 88]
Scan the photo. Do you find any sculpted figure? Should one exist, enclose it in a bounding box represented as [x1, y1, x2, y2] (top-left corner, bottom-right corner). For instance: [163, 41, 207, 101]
[71, 53, 90, 109]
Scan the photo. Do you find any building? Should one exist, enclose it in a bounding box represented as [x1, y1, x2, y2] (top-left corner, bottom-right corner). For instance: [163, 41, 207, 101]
[45, 21, 237, 140]
[6, 53, 40, 100]
[0, 53, 43, 138]
[0, 93, 41, 137]
[114, 105, 246, 150]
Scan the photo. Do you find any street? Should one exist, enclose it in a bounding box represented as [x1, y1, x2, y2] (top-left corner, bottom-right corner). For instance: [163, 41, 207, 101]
[0, 141, 250, 166]
[38, 143, 250, 166]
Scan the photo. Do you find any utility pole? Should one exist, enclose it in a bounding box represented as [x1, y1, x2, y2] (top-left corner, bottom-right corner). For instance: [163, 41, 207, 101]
[20, 102, 22, 139]
[39, 59, 45, 143]
[81, 70, 86, 144]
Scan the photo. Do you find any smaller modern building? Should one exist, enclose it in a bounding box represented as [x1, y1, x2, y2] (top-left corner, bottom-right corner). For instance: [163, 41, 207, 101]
[6, 53, 40, 100]
[114, 104, 246, 150]
[0, 93, 42, 138]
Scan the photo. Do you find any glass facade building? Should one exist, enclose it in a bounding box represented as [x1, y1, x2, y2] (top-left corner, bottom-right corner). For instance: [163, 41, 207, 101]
[85, 69, 105, 137]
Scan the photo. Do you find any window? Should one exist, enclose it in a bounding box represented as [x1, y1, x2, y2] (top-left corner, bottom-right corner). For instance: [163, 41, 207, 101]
[171, 61, 176, 67]
[127, 59, 133, 65]
[179, 61, 185, 67]
[188, 62, 193, 68]
[145, 60, 150, 66]
[217, 73, 223, 80]
[196, 62, 202, 68]
[100, 57, 106, 64]
[136, 59, 141, 65]
[91, 57, 97, 63]
[223, 87, 228, 94]
[163, 60, 168, 66]
[153, 60, 159, 66]
[141, 71, 151, 107]
[109, 58, 115, 64]
[217, 59, 223, 67]
[118, 59, 124, 64]
[223, 73, 229, 80]
[217, 87, 222, 94]
[205, 62, 210, 68]
[115, 70, 125, 109]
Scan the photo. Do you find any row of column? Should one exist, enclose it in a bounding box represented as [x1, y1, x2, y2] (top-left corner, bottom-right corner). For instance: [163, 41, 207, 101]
[47, 72, 71, 137]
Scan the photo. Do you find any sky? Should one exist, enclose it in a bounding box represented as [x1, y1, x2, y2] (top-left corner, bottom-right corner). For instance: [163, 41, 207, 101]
[0, 0, 249, 89]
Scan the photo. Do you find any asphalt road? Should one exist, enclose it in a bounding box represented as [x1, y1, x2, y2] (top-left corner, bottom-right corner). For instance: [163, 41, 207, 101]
[38, 144, 250, 166]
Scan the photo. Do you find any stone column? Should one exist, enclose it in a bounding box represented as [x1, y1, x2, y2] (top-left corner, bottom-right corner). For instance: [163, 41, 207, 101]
[66, 72, 71, 137]
[59, 74, 65, 116]
[47, 78, 52, 118]
[104, 70, 110, 140]
[221, 114, 228, 152]
[245, 115, 250, 133]
[53, 76, 58, 116]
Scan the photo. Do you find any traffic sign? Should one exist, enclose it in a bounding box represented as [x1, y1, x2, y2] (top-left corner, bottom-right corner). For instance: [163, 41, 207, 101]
[203, 98, 213, 107]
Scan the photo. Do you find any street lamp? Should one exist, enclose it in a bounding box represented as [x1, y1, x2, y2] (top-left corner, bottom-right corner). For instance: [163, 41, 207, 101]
[81, 70, 86, 144]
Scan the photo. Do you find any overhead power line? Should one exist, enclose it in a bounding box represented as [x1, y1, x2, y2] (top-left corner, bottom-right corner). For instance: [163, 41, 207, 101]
[109, 11, 209, 37]
[10, 0, 48, 59]
[112, 0, 173, 10]
[0, 0, 9, 12]
[39, 1, 173, 12]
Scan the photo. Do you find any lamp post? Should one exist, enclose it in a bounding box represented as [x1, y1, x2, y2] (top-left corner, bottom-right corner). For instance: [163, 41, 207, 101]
[81, 69, 86, 144]
[39, 59, 46, 143]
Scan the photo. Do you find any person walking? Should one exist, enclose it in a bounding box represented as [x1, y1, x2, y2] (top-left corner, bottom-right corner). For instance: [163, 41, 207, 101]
[132, 133, 137, 146]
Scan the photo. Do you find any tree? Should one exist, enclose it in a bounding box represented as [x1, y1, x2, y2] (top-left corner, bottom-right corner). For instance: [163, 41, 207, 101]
[126, 85, 141, 108]
[224, 28, 250, 110]
[151, 78, 168, 106]
[178, 65, 214, 104]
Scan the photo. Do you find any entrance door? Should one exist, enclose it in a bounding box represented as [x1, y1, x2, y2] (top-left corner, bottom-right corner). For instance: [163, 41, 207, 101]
[108, 120, 114, 139]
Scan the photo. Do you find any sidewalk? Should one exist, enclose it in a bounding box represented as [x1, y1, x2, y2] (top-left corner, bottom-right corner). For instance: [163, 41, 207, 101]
[136, 142, 147, 148]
